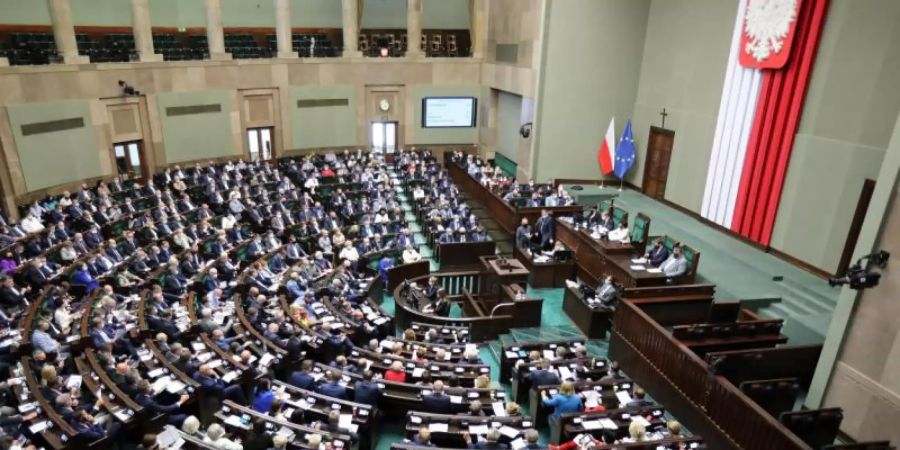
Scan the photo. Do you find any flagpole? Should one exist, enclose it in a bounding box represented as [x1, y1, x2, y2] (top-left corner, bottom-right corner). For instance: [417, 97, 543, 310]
[618, 178, 624, 192]
[600, 176, 605, 189]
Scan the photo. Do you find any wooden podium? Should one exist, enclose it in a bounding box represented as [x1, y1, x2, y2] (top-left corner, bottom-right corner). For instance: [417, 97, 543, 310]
[480, 255, 530, 295]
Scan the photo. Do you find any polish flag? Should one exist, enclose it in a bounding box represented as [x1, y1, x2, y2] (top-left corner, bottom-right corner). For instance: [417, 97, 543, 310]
[598, 117, 616, 175]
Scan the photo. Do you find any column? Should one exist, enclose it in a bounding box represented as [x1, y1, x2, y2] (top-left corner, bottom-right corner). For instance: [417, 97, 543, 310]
[469, 0, 488, 59]
[205, 0, 231, 60]
[274, 0, 297, 58]
[406, 0, 423, 57]
[341, 0, 361, 58]
[130, 0, 163, 62]
[47, 0, 89, 64]
[0, 58, 8, 67]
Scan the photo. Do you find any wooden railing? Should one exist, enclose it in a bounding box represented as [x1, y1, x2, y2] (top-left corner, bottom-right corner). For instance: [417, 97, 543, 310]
[611, 300, 812, 450]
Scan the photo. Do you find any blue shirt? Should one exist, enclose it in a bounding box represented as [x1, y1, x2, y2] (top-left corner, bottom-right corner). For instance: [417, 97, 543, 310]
[252, 389, 275, 413]
[543, 393, 583, 418]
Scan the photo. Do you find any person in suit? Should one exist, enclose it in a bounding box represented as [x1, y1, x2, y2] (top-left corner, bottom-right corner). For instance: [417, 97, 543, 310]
[71, 408, 122, 441]
[659, 244, 688, 278]
[0, 276, 29, 312]
[411, 427, 436, 447]
[597, 211, 614, 232]
[644, 238, 670, 267]
[134, 379, 189, 426]
[527, 359, 561, 387]
[463, 429, 508, 450]
[353, 370, 383, 407]
[515, 218, 532, 249]
[288, 359, 317, 390]
[423, 290, 451, 317]
[317, 369, 347, 399]
[535, 210, 554, 249]
[72, 263, 100, 293]
[421, 380, 452, 414]
[193, 364, 247, 404]
[521, 429, 544, 450]
[625, 387, 654, 409]
[595, 276, 619, 308]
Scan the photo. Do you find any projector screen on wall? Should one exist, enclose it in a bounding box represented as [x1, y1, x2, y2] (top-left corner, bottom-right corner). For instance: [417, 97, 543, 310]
[422, 97, 477, 128]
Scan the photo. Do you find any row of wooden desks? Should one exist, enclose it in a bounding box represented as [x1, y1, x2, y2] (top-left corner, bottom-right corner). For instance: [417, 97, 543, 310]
[555, 219, 669, 287]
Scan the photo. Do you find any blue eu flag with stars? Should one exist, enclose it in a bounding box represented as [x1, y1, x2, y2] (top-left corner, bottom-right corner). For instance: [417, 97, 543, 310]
[614, 120, 636, 180]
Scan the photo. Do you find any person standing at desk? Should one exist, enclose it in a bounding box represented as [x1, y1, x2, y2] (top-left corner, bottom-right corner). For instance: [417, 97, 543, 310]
[535, 209, 555, 249]
[659, 245, 688, 278]
[516, 219, 532, 249]
[540, 381, 583, 426]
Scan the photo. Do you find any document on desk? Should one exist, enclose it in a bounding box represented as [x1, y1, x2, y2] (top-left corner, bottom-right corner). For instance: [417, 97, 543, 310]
[224, 415, 245, 428]
[412, 368, 425, 378]
[498, 425, 520, 439]
[632, 415, 651, 427]
[616, 391, 633, 405]
[468, 424, 489, 435]
[505, 351, 519, 359]
[222, 371, 239, 383]
[630, 265, 646, 271]
[449, 395, 463, 404]
[428, 423, 449, 433]
[631, 258, 648, 264]
[65, 375, 82, 390]
[542, 350, 555, 359]
[646, 268, 662, 274]
[581, 420, 603, 430]
[166, 380, 187, 394]
[582, 390, 600, 408]
[510, 438, 527, 450]
[557, 366, 574, 381]
[600, 418, 618, 430]
[492, 402, 507, 417]
[339, 414, 354, 431]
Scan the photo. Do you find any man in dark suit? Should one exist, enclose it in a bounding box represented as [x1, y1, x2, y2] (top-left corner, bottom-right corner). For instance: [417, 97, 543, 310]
[421, 380, 452, 414]
[353, 370, 383, 407]
[193, 364, 247, 404]
[515, 218, 532, 249]
[535, 210, 555, 249]
[134, 379, 189, 426]
[463, 429, 508, 450]
[645, 238, 670, 267]
[625, 387, 654, 408]
[317, 369, 347, 400]
[527, 359, 561, 388]
[289, 360, 317, 390]
[597, 211, 614, 231]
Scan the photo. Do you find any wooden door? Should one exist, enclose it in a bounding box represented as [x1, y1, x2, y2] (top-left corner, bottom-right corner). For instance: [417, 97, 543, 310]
[642, 126, 675, 198]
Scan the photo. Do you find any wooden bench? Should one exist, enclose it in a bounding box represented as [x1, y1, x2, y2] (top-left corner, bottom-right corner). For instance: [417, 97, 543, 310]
[705, 344, 823, 390]
[672, 319, 788, 357]
[780, 408, 844, 450]
[739, 377, 802, 417]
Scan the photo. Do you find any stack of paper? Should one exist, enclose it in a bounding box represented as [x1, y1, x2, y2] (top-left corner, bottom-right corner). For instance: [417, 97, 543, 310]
[428, 423, 449, 432]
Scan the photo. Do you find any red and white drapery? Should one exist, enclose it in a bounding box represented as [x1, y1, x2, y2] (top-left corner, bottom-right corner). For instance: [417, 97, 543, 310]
[701, 0, 829, 245]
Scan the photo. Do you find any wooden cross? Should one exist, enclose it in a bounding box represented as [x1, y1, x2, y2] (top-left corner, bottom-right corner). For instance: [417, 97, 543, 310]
[660, 107, 669, 129]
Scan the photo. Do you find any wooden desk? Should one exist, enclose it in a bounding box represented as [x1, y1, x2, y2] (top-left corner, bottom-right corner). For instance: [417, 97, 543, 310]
[562, 286, 613, 339]
[480, 255, 529, 295]
[556, 219, 670, 288]
[513, 246, 575, 288]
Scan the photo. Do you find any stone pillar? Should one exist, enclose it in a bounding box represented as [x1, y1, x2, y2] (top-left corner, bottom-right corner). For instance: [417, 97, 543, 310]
[131, 0, 163, 62]
[274, 0, 297, 58]
[469, 0, 488, 59]
[47, 0, 89, 64]
[341, 0, 362, 58]
[406, 0, 423, 57]
[0, 58, 8, 67]
[205, 0, 231, 60]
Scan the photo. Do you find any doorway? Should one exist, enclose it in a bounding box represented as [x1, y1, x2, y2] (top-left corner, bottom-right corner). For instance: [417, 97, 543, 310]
[113, 140, 146, 181]
[642, 126, 675, 198]
[247, 127, 274, 162]
[370, 121, 398, 153]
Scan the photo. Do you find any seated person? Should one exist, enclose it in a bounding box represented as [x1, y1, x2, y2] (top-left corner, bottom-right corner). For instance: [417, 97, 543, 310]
[421, 380, 452, 414]
[402, 244, 422, 264]
[422, 290, 450, 317]
[659, 244, 688, 277]
[607, 220, 630, 243]
[644, 238, 670, 267]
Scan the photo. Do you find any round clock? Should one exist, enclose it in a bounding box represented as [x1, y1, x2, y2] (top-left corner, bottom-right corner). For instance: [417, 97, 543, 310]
[378, 99, 391, 112]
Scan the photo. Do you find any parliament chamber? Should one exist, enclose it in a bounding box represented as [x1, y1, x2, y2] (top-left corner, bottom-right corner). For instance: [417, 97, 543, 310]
[0, 1, 898, 450]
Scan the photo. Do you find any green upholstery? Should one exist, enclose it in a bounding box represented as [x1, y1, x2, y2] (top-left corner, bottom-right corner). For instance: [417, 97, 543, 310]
[682, 246, 696, 272]
[599, 201, 612, 214]
[631, 215, 648, 244]
[236, 245, 249, 261]
[494, 153, 517, 178]
[612, 207, 627, 227]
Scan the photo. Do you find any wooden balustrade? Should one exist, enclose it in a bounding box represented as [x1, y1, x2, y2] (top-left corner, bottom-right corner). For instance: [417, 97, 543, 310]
[611, 300, 812, 450]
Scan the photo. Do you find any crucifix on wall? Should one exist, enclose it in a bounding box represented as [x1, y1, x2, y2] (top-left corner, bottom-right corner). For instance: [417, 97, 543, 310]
[659, 107, 669, 129]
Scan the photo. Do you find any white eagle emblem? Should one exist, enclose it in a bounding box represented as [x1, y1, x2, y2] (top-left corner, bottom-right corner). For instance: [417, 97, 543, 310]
[743, 0, 798, 62]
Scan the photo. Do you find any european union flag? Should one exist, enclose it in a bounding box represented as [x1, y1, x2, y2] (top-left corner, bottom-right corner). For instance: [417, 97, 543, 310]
[614, 119, 636, 179]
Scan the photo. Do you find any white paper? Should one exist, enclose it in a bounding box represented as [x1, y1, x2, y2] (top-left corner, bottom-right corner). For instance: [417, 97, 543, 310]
[600, 418, 618, 430]
[498, 426, 520, 439]
[468, 425, 489, 435]
[581, 420, 603, 430]
[646, 268, 663, 274]
[428, 423, 449, 433]
[449, 395, 463, 404]
[492, 402, 507, 417]
[630, 265, 646, 271]
[616, 391, 633, 405]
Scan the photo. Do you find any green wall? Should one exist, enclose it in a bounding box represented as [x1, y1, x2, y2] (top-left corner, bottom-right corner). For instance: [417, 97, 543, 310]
[290, 85, 357, 149]
[423, 0, 470, 29]
[410, 85, 481, 145]
[630, 0, 736, 212]
[769, 0, 900, 272]
[362, 0, 406, 29]
[157, 90, 238, 164]
[532, 0, 650, 181]
[7, 100, 102, 191]
[497, 90, 522, 163]
[0, 0, 50, 24]
[71, 0, 131, 26]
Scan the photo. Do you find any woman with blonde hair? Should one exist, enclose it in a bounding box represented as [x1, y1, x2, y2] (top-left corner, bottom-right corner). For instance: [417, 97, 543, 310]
[541, 381, 583, 426]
